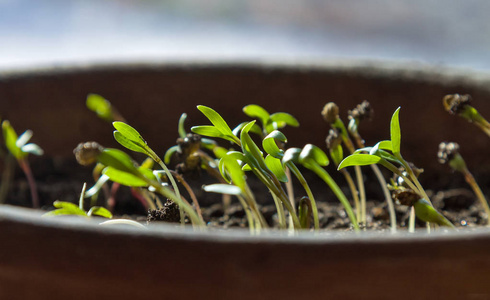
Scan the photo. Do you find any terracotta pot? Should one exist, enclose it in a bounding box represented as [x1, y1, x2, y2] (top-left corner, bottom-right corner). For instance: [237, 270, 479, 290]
[0, 61, 489, 299]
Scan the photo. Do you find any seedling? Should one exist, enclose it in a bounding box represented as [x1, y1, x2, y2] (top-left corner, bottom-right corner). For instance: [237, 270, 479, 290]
[322, 102, 367, 225]
[43, 183, 112, 219]
[339, 108, 454, 229]
[443, 94, 490, 137]
[1, 120, 43, 208]
[347, 101, 397, 233]
[438, 142, 490, 225]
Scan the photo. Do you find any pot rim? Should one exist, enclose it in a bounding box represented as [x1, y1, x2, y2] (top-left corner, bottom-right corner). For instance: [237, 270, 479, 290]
[1, 58, 490, 87]
[1, 205, 488, 244]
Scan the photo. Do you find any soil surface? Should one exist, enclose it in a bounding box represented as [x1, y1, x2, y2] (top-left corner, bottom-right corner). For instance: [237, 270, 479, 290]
[3, 156, 489, 231]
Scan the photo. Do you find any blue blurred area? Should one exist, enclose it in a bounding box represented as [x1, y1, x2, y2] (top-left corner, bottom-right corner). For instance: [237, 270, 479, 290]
[1, 0, 489, 71]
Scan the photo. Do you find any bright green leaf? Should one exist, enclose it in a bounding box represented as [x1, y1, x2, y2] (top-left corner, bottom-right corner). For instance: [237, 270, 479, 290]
[299, 144, 329, 167]
[243, 104, 270, 126]
[232, 122, 263, 137]
[113, 122, 147, 150]
[97, 148, 139, 174]
[2, 120, 23, 159]
[197, 105, 235, 137]
[338, 154, 382, 170]
[329, 144, 344, 166]
[43, 200, 86, 217]
[283, 148, 301, 164]
[87, 206, 113, 218]
[86, 94, 113, 121]
[103, 167, 148, 187]
[414, 199, 454, 227]
[269, 112, 299, 128]
[265, 155, 288, 182]
[390, 107, 401, 155]
[262, 130, 287, 159]
[113, 131, 148, 155]
[191, 125, 226, 139]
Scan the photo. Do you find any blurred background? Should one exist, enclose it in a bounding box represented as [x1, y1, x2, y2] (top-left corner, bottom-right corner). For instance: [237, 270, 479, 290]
[1, 0, 489, 72]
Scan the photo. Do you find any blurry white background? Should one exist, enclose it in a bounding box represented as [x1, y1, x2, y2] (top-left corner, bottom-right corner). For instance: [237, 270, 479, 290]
[1, 0, 489, 71]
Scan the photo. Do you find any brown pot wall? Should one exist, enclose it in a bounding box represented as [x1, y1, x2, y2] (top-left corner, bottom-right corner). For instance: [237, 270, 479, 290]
[0, 61, 489, 299]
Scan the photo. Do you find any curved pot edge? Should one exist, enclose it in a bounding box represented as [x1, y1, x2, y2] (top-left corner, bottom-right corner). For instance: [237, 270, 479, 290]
[1, 205, 489, 245]
[1, 58, 490, 90]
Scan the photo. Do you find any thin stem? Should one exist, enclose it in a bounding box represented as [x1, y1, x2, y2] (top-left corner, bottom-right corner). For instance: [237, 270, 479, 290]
[287, 162, 320, 230]
[243, 184, 268, 228]
[354, 165, 367, 224]
[237, 195, 257, 234]
[308, 163, 360, 231]
[408, 206, 415, 233]
[352, 131, 397, 233]
[340, 169, 361, 222]
[463, 168, 490, 225]
[271, 193, 287, 229]
[251, 168, 301, 229]
[370, 164, 397, 233]
[18, 159, 39, 208]
[79, 182, 87, 210]
[170, 170, 204, 223]
[284, 167, 296, 231]
[147, 148, 185, 226]
[141, 176, 205, 228]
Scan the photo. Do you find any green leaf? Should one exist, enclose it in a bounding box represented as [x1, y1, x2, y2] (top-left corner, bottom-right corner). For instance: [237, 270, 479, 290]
[113, 122, 148, 153]
[103, 167, 148, 187]
[2, 120, 23, 159]
[197, 105, 235, 137]
[414, 199, 454, 227]
[97, 148, 139, 175]
[265, 155, 288, 182]
[269, 112, 299, 128]
[43, 201, 87, 217]
[113, 131, 148, 155]
[377, 140, 394, 152]
[282, 148, 301, 164]
[191, 125, 226, 139]
[87, 206, 113, 218]
[240, 121, 268, 171]
[262, 130, 287, 159]
[178, 113, 187, 138]
[329, 144, 344, 166]
[243, 104, 270, 126]
[203, 184, 242, 195]
[232, 122, 263, 137]
[219, 152, 247, 188]
[338, 154, 382, 170]
[390, 107, 401, 155]
[299, 144, 329, 167]
[86, 94, 113, 121]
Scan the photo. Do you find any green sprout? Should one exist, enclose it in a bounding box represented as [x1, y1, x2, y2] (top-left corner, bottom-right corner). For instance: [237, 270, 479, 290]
[86, 94, 126, 122]
[322, 102, 367, 226]
[443, 94, 490, 137]
[73, 140, 204, 228]
[192, 106, 304, 230]
[347, 101, 397, 233]
[43, 183, 113, 219]
[438, 142, 490, 225]
[339, 108, 454, 230]
[1, 120, 43, 208]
